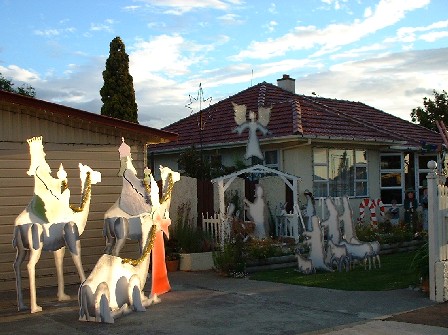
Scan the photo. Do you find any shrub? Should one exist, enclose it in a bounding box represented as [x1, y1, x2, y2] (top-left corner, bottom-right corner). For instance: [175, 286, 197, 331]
[170, 202, 213, 253]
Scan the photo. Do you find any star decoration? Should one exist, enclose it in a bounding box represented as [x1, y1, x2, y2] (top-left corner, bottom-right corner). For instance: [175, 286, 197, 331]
[185, 83, 213, 130]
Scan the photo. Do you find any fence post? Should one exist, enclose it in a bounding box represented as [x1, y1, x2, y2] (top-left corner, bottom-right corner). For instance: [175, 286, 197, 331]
[427, 160, 439, 301]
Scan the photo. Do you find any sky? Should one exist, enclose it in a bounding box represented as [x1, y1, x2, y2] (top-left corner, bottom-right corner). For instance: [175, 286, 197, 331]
[1, 0, 447, 129]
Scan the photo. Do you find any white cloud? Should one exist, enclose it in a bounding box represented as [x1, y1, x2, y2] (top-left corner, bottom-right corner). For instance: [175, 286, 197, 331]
[33, 27, 76, 37]
[217, 13, 244, 25]
[129, 34, 217, 81]
[265, 20, 278, 33]
[230, 0, 431, 61]
[135, 0, 233, 15]
[298, 48, 448, 122]
[0, 65, 40, 82]
[90, 19, 116, 32]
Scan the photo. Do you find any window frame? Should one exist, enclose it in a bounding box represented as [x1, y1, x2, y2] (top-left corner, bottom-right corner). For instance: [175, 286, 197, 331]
[312, 148, 368, 198]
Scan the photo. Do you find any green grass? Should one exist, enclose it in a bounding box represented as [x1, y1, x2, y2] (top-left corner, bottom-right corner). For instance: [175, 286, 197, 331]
[249, 251, 420, 291]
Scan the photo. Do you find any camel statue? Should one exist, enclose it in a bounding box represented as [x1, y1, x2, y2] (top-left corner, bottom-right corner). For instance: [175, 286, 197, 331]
[321, 197, 342, 244]
[303, 216, 333, 272]
[340, 196, 357, 241]
[79, 209, 168, 323]
[13, 155, 101, 313]
[103, 163, 180, 256]
[79, 165, 179, 323]
[104, 138, 179, 256]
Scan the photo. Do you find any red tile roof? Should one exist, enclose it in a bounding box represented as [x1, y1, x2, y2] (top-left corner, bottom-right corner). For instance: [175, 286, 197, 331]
[151, 81, 441, 151]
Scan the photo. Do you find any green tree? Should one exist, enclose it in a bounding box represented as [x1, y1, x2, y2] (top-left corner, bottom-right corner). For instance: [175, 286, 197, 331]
[100, 36, 138, 123]
[411, 89, 448, 131]
[0, 73, 36, 97]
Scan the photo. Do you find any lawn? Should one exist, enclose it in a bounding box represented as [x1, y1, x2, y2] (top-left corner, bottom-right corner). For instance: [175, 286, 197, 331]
[249, 251, 421, 291]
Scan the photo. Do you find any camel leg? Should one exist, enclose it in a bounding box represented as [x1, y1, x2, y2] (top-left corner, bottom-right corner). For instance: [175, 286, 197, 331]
[64, 222, 86, 282]
[13, 227, 28, 311]
[112, 217, 128, 256]
[103, 218, 116, 255]
[28, 224, 43, 313]
[54, 247, 71, 301]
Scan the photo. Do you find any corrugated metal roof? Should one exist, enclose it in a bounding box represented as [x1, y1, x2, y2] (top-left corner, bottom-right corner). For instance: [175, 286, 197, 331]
[0, 90, 178, 144]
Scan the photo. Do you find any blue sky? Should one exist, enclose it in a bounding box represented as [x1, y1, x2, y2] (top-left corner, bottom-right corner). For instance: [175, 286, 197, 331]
[1, 0, 447, 129]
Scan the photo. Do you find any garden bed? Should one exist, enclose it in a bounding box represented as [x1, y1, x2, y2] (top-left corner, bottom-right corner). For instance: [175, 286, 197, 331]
[380, 239, 424, 255]
[245, 255, 296, 273]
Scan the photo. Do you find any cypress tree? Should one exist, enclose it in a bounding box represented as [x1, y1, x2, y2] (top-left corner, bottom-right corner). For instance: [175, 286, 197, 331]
[100, 36, 138, 123]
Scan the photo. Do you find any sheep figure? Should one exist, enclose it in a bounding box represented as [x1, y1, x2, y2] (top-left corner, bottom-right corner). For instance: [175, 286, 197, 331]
[296, 254, 315, 274]
[325, 240, 350, 272]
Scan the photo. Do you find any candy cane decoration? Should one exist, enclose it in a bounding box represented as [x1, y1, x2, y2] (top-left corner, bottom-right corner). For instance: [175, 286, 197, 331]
[359, 198, 377, 224]
[374, 199, 385, 217]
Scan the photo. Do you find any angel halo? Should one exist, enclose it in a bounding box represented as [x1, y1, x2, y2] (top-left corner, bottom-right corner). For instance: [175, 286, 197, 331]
[232, 102, 272, 160]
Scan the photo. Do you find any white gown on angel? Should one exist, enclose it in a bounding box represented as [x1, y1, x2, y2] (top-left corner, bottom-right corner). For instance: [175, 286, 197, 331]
[244, 185, 267, 239]
[233, 102, 271, 160]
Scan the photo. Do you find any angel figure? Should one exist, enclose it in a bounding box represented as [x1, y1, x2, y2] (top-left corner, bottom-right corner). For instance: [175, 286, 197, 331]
[232, 102, 271, 160]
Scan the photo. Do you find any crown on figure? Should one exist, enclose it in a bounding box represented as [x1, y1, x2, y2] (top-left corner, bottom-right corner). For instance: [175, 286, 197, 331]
[27, 136, 43, 149]
[118, 137, 131, 159]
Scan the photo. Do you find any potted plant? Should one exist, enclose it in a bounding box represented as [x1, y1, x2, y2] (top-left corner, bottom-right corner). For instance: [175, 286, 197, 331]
[171, 202, 215, 271]
[165, 237, 181, 272]
[165, 252, 180, 272]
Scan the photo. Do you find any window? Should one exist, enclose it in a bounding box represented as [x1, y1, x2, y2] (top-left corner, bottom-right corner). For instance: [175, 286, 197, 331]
[417, 154, 437, 199]
[380, 153, 403, 204]
[313, 148, 367, 198]
[264, 150, 279, 169]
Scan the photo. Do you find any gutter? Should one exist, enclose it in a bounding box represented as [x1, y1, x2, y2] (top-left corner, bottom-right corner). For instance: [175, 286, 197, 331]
[149, 133, 412, 156]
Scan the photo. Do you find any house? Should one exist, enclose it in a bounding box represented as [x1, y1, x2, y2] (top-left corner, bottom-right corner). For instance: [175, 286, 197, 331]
[149, 74, 443, 222]
[0, 90, 177, 292]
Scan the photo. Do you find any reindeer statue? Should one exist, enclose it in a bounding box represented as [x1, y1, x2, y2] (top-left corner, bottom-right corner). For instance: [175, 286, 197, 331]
[13, 136, 101, 313]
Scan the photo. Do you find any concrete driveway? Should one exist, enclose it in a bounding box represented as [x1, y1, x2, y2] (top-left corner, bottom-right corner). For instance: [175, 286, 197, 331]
[1, 271, 447, 335]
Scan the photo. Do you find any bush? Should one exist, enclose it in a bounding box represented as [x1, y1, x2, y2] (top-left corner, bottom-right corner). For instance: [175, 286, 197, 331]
[170, 202, 213, 253]
[213, 239, 246, 276]
[410, 239, 429, 280]
[355, 221, 414, 244]
[245, 238, 288, 261]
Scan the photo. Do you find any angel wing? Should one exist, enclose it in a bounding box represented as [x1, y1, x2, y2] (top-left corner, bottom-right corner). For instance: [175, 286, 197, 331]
[232, 102, 247, 126]
[257, 105, 272, 127]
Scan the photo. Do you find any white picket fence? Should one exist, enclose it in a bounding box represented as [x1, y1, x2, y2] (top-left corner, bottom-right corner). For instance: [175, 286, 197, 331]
[275, 204, 305, 243]
[427, 161, 448, 301]
[202, 212, 229, 247]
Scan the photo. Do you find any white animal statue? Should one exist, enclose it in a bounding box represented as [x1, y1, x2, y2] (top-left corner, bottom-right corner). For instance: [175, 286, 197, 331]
[104, 139, 160, 255]
[232, 102, 271, 160]
[78, 209, 168, 323]
[339, 239, 373, 270]
[325, 240, 350, 272]
[296, 254, 314, 274]
[350, 237, 381, 269]
[340, 196, 356, 241]
[321, 197, 341, 244]
[244, 184, 267, 239]
[303, 216, 333, 272]
[104, 139, 180, 256]
[13, 140, 101, 314]
[303, 190, 316, 231]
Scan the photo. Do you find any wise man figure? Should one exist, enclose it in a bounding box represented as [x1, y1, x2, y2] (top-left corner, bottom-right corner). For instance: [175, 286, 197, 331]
[23, 136, 72, 224]
[117, 138, 155, 215]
